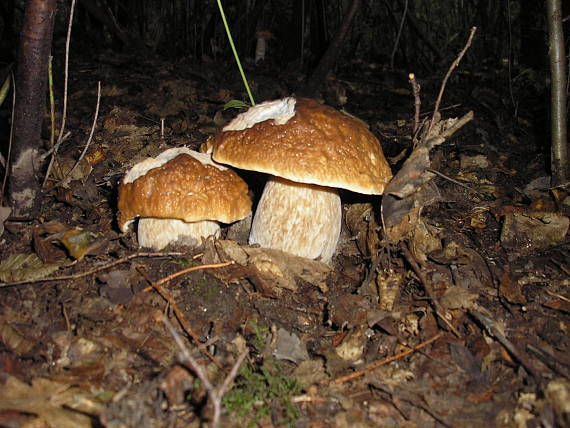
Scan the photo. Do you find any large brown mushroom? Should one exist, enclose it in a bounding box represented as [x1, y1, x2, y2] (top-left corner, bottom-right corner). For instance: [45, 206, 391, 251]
[206, 97, 392, 263]
[117, 147, 251, 250]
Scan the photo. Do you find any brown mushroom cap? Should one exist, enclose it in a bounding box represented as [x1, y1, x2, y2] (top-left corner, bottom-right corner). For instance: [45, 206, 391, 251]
[209, 97, 392, 194]
[117, 148, 251, 233]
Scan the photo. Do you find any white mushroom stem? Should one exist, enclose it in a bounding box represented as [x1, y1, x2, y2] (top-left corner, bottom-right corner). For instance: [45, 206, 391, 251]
[249, 177, 341, 264]
[138, 218, 220, 251]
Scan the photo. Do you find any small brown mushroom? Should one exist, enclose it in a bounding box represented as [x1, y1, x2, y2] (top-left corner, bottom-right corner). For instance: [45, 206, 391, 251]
[207, 97, 392, 263]
[117, 148, 251, 250]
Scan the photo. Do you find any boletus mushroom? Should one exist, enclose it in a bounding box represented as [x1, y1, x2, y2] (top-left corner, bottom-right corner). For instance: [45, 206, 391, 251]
[117, 147, 251, 250]
[206, 97, 392, 263]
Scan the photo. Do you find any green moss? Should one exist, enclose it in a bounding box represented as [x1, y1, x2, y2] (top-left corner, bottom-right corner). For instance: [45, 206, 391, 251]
[223, 358, 300, 427]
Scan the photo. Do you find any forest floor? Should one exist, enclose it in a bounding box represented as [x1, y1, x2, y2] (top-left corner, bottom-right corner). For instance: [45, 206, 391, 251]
[0, 50, 569, 428]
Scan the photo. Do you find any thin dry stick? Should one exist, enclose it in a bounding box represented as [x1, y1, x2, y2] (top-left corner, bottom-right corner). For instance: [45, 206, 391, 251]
[470, 309, 541, 380]
[137, 266, 223, 368]
[0, 251, 185, 287]
[429, 26, 477, 134]
[144, 261, 234, 290]
[426, 167, 487, 197]
[401, 242, 461, 337]
[545, 289, 570, 303]
[0, 73, 16, 203]
[52, 80, 101, 188]
[57, 0, 74, 143]
[163, 316, 248, 428]
[333, 332, 443, 384]
[408, 72, 421, 136]
[370, 382, 452, 428]
[43, 0, 76, 186]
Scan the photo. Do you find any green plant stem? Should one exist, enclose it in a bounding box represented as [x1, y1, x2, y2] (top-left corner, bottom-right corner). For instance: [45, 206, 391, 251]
[216, 0, 255, 106]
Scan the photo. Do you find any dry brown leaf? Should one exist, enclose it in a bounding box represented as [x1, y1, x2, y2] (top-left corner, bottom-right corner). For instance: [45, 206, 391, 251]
[498, 268, 526, 305]
[0, 253, 61, 283]
[0, 376, 100, 428]
[500, 210, 569, 252]
[203, 239, 331, 294]
[0, 317, 35, 355]
[344, 203, 381, 257]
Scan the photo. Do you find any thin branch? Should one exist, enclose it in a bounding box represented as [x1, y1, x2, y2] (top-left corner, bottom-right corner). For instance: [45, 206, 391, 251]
[426, 167, 487, 198]
[57, 0, 75, 145]
[332, 332, 443, 384]
[1, 73, 16, 204]
[50, 80, 101, 189]
[143, 261, 234, 290]
[43, 0, 75, 187]
[0, 251, 185, 287]
[470, 309, 541, 380]
[408, 72, 421, 137]
[137, 266, 223, 368]
[429, 27, 477, 134]
[402, 242, 461, 337]
[163, 316, 248, 428]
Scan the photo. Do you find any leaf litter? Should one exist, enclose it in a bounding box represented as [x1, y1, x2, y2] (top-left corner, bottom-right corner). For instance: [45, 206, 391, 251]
[0, 52, 569, 428]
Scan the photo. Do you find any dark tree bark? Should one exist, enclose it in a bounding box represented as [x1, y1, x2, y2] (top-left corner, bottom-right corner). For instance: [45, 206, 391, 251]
[299, 0, 361, 98]
[8, 0, 57, 215]
[546, 0, 569, 185]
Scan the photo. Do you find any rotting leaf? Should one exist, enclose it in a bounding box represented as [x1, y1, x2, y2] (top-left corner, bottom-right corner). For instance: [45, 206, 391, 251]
[329, 294, 370, 328]
[498, 268, 526, 305]
[0, 253, 61, 283]
[272, 328, 309, 364]
[203, 239, 331, 294]
[439, 286, 479, 310]
[33, 221, 72, 263]
[344, 203, 381, 257]
[382, 181, 441, 243]
[292, 359, 329, 389]
[0, 317, 35, 355]
[500, 210, 569, 252]
[381, 111, 473, 243]
[60, 228, 104, 260]
[408, 220, 442, 266]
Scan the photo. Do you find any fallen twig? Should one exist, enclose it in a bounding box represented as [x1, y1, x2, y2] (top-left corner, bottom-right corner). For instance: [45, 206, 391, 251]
[142, 261, 234, 290]
[408, 73, 421, 136]
[163, 316, 248, 428]
[137, 265, 231, 368]
[0, 251, 185, 287]
[332, 332, 443, 384]
[426, 167, 488, 198]
[369, 381, 452, 428]
[51, 80, 101, 189]
[470, 308, 541, 380]
[429, 26, 477, 134]
[0, 73, 15, 204]
[401, 242, 461, 337]
[43, 0, 76, 187]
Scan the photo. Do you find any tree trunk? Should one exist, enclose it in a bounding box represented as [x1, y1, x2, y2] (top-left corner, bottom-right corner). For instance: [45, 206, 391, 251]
[546, 0, 569, 185]
[299, 0, 361, 98]
[8, 0, 57, 216]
